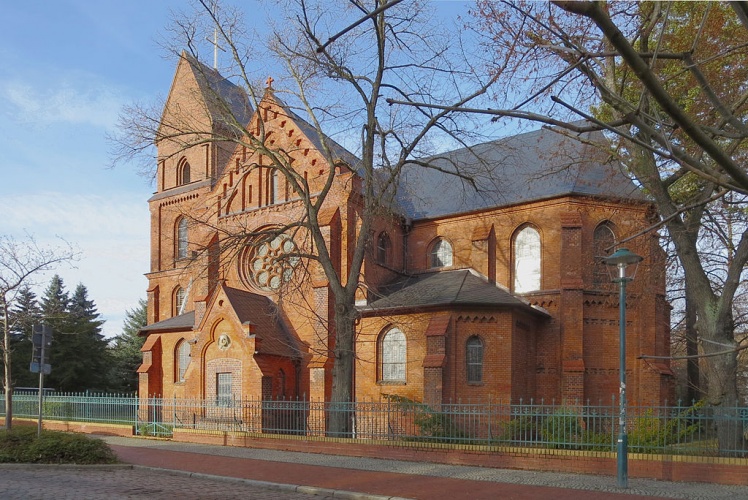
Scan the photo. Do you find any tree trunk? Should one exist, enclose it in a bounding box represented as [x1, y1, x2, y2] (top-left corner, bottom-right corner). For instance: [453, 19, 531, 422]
[684, 287, 701, 403]
[328, 298, 356, 437]
[698, 311, 746, 455]
[2, 298, 12, 431]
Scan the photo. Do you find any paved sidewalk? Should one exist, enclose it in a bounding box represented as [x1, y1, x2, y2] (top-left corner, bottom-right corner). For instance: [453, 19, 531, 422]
[99, 435, 748, 499]
[0, 464, 331, 500]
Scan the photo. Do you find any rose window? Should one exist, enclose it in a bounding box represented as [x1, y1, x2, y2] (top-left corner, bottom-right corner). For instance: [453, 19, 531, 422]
[240, 234, 299, 292]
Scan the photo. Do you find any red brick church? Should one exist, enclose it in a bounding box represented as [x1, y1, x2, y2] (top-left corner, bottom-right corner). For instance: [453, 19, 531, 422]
[138, 54, 673, 411]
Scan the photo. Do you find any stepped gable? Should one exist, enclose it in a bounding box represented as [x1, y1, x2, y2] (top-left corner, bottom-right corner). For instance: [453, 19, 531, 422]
[222, 286, 302, 359]
[361, 268, 548, 317]
[396, 125, 645, 219]
[260, 90, 361, 170]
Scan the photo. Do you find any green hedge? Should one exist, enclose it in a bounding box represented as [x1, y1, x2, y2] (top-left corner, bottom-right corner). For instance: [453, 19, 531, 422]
[0, 427, 118, 464]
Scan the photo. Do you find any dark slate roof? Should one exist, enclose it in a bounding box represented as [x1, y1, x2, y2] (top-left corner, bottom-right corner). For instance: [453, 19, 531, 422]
[361, 269, 548, 317]
[183, 52, 254, 129]
[223, 286, 302, 359]
[181, 54, 360, 170]
[140, 311, 195, 334]
[395, 126, 645, 219]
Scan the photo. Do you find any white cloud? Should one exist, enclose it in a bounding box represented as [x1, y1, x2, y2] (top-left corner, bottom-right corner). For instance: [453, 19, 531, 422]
[0, 192, 146, 236]
[0, 192, 150, 338]
[1, 77, 124, 130]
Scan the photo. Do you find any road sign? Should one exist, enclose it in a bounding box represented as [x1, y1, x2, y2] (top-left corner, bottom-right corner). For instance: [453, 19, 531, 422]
[30, 324, 53, 374]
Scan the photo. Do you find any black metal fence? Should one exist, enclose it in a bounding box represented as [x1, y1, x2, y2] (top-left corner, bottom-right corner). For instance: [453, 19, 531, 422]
[2, 393, 747, 456]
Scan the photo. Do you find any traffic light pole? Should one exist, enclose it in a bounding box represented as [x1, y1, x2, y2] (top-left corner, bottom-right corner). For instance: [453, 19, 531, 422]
[31, 324, 52, 437]
[37, 357, 44, 437]
[36, 326, 48, 437]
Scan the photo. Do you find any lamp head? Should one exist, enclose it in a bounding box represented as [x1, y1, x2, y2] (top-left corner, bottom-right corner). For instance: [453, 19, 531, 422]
[602, 247, 643, 282]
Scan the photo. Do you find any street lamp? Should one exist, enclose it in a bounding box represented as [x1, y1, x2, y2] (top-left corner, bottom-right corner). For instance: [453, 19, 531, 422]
[602, 247, 642, 489]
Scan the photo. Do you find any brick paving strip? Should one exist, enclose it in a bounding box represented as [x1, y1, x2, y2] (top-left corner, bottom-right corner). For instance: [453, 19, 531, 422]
[111, 442, 673, 500]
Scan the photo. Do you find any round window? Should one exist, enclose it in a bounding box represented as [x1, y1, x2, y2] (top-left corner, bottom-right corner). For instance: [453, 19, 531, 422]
[239, 233, 300, 292]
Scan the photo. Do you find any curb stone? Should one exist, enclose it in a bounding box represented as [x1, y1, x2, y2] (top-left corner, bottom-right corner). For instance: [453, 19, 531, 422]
[133, 465, 413, 500]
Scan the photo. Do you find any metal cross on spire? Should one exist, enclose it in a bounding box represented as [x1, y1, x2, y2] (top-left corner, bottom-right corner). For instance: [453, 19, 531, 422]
[206, 0, 225, 69]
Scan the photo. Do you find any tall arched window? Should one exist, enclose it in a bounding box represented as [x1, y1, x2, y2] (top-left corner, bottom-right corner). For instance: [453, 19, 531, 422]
[178, 158, 191, 185]
[466, 336, 484, 383]
[174, 286, 186, 315]
[376, 232, 391, 265]
[176, 218, 188, 260]
[429, 238, 453, 268]
[380, 328, 406, 382]
[513, 225, 541, 293]
[176, 340, 191, 382]
[277, 369, 286, 398]
[593, 222, 617, 288]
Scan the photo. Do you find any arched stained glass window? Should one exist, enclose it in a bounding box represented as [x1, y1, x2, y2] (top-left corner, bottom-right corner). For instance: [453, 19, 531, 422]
[514, 226, 541, 293]
[176, 218, 188, 260]
[377, 232, 391, 265]
[277, 369, 286, 398]
[380, 328, 406, 382]
[176, 340, 191, 382]
[593, 222, 617, 288]
[181, 161, 191, 184]
[466, 336, 483, 383]
[430, 238, 453, 268]
[174, 286, 186, 315]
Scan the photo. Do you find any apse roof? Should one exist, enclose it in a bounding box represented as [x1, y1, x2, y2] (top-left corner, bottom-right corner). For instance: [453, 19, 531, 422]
[361, 268, 549, 317]
[395, 126, 645, 219]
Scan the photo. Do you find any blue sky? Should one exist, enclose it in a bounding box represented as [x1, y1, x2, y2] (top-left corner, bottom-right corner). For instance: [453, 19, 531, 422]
[0, 1, 473, 337]
[0, 0, 205, 337]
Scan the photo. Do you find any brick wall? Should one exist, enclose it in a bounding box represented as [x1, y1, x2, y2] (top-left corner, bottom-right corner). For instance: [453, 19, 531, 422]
[142, 54, 673, 411]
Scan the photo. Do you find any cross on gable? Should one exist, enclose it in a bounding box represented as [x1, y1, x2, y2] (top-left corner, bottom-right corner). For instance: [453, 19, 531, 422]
[266, 76, 274, 89]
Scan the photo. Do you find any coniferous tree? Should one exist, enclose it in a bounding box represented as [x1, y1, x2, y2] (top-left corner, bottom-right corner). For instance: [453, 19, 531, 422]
[68, 283, 110, 392]
[108, 299, 147, 393]
[40, 275, 72, 391]
[40, 275, 69, 324]
[8, 286, 42, 389]
[36, 277, 112, 392]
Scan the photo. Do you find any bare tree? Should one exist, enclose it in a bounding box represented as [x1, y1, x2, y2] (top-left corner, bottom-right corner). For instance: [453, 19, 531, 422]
[0, 235, 77, 430]
[464, 0, 748, 452]
[113, 0, 496, 435]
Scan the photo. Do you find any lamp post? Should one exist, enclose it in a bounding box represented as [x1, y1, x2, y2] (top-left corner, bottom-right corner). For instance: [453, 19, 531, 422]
[602, 247, 642, 489]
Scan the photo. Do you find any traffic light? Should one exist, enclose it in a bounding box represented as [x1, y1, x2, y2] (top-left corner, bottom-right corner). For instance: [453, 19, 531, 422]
[30, 324, 52, 375]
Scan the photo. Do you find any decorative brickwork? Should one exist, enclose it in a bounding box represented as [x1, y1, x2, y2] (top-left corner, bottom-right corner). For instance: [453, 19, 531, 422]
[138, 54, 674, 422]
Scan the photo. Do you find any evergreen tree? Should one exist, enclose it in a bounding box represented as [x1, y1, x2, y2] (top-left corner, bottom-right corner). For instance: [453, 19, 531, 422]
[39, 277, 111, 392]
[108, 299, 147, 393]
[8, 286, 42, 389]
[40, 275, 69, 324]
[68, 283, 110, 391]
[40, 275, 72, 391]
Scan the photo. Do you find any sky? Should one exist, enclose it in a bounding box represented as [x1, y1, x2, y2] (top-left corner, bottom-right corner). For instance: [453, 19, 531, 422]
[0, 0, 473, 338]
